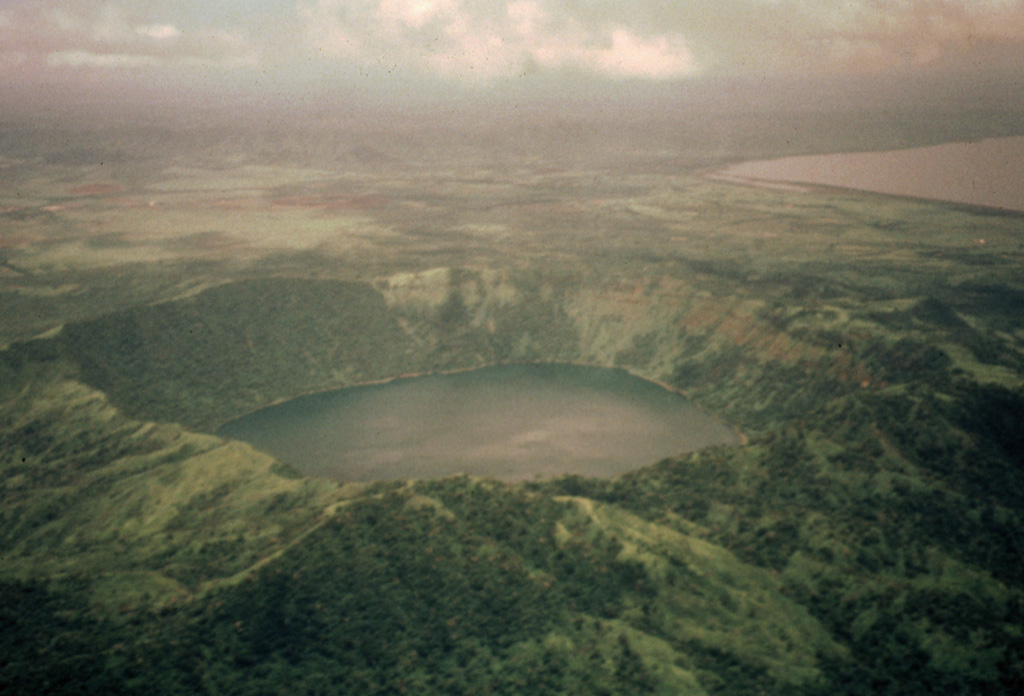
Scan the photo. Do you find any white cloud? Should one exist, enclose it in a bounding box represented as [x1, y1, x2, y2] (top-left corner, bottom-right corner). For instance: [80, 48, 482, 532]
[300, 0, 698, 80]
[23, 5, 258, 74]
[300, 0, 368, 58]
[379, 0, 453, 29]
[507, 1, 544, 36]
[136, 23, 181, 40]
[799, 0, 1024, 71]
[1, 0, 1020, 94]
[534, 27, 695, 79]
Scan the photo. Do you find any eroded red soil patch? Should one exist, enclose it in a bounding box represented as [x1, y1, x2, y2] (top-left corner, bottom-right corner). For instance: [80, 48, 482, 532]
[270, 194, 389, 211]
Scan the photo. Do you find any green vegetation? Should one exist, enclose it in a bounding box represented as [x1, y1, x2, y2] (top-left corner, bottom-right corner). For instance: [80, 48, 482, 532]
[1, 123, 1023, 694]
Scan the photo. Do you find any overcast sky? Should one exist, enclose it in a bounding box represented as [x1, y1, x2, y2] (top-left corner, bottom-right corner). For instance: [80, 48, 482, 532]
[2, 1, 1023, 120]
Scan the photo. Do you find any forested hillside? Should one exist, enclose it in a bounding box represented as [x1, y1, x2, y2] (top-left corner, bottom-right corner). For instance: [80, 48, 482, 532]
[2, 254, 1022, 694]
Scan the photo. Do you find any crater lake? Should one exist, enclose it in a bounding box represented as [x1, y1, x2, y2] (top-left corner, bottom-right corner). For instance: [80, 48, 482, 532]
[218, 363, 740, 481]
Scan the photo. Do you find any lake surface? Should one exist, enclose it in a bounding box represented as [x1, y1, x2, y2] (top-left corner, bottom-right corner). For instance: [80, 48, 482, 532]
[717, 136, 1024, 212]
[218, 363, 739, 482]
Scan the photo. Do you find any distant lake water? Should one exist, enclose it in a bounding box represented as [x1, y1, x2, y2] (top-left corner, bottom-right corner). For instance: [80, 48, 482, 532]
[717, 136, 1024, 213]
[218, 363, 740, 482]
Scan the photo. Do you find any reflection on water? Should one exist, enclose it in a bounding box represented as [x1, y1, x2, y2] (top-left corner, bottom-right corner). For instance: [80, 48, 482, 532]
[218, 363, 740, 481]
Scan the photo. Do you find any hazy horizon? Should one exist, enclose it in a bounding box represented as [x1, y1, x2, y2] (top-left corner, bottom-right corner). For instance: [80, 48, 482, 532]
[2, 1, 1023, 129]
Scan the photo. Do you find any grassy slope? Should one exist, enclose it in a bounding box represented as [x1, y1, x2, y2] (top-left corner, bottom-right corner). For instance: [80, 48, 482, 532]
[0, 353, 341, 609]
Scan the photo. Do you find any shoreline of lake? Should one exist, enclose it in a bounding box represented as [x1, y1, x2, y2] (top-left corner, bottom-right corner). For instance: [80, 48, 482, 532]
[714, 136, 1024, 214]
